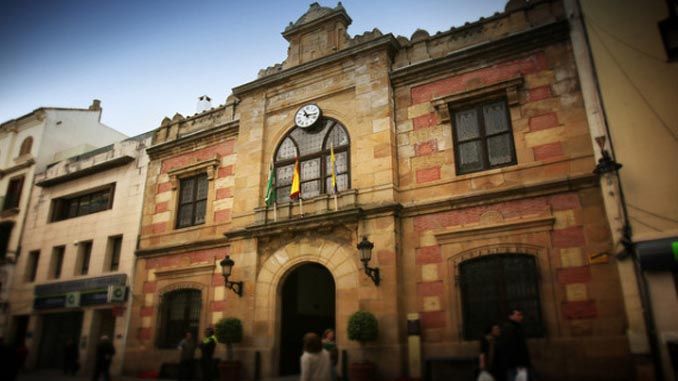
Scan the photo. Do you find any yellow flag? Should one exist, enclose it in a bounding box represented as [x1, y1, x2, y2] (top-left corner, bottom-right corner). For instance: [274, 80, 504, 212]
[330, 143, 338, 194]
[290, 158, 300, 200]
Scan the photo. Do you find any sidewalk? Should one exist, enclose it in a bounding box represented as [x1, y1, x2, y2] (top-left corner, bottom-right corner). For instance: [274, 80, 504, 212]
[16, 369, 299, 381]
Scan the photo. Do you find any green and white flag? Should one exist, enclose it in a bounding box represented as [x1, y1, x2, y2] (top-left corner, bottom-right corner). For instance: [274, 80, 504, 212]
[264, 162, 276, 207]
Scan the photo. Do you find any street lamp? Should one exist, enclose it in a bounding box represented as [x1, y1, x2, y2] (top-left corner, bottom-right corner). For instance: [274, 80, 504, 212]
[357, 236, 380, 286]
[220, 255, 243, 297]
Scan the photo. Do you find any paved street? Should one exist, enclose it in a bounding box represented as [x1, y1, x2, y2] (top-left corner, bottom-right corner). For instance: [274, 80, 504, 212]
[15, 369, 300, 381]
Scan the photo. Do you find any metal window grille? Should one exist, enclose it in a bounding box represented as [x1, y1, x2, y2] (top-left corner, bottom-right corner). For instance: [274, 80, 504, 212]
[157, 289, 202, 348]
[459, 254, 543, 340]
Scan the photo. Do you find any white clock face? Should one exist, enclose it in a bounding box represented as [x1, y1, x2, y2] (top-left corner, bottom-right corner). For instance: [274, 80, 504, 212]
[295, 104, 321, 128]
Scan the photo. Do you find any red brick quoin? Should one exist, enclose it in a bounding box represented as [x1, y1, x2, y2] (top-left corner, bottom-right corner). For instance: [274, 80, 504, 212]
[161, 140, 235, 173]
[410, 52, 548, 104]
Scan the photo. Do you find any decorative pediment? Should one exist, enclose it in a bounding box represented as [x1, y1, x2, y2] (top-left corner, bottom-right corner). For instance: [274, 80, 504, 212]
[432, 76, 524, 123]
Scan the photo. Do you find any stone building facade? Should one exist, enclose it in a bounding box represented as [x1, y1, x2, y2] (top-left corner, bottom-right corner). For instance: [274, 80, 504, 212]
[8, 133, 151, 375]
[125, 2, 632, 380]
[0, 101, 127, 340]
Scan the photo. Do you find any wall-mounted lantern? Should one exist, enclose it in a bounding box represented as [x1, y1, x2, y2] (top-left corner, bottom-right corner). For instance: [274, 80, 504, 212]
[357, 236, 380, 286]
[220, 255, 243, 297]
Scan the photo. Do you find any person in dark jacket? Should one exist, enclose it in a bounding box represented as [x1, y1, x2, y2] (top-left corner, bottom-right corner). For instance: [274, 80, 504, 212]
[178, 331, 196, 381]
[500, 309, 531, 381]
[64, 338, 79, 375]
[480, 323, 505, 381]
[92, 335, 115, 381]
[199, 327, 217, 381]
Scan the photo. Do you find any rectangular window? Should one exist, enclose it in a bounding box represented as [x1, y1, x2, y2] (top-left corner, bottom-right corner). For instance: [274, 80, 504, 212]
[76, 241, 92, 276]
[50, 246, 65, 279]
[25, 251, 40, 282]
[451, 99, 516, 175]
[3, 176, 25, 211]
[0, 223, 12, 260]
[176, 174, 208, 229]
[51, 184, 115, 222]
[107, 235, 122, 272]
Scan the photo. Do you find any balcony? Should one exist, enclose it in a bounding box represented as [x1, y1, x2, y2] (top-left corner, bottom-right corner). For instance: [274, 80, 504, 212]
[36, 140, 142, 187]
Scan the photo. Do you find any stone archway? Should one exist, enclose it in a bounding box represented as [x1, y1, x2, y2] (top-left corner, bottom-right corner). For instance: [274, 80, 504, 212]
[253, 236, 360, 376]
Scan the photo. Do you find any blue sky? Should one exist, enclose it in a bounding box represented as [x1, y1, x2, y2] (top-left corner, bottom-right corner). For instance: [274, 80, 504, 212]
[0, 0, 506, 136]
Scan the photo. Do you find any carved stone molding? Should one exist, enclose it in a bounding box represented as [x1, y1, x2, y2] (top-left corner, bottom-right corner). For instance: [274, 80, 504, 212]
[435, 215, 554, 245]
[155, 263, 216, 280]
[448, 243, 545, 270]
[167, 156, 221, 190]
[432, 76, 524, 123]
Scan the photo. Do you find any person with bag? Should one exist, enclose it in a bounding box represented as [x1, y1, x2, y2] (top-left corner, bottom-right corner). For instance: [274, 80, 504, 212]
[500, 309, 532, 381]
[479, 323, 504, 381]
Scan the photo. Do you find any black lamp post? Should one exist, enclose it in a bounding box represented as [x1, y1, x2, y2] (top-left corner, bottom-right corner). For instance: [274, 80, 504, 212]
[220, 255, 243, 297]
[357, 236, 380, 286]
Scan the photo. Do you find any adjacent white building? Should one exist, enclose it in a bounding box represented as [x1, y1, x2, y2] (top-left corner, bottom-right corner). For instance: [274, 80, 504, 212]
[0, 100, 127, 339]
[8, 131, 152, 375]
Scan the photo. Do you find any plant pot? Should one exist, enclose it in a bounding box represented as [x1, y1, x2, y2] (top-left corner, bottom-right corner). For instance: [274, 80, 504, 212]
[218, 361, 241, 381]
[349, 361, 376, 381]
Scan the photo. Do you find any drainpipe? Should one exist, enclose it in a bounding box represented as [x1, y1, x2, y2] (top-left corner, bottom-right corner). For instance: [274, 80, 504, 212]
[564, 1, 664, 379]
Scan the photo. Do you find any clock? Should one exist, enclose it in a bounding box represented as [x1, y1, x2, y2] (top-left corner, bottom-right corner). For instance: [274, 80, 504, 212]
[294, 104, 322, 128]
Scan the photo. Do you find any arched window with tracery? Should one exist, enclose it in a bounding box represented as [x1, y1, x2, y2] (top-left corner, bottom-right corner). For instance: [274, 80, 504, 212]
[274, 118, 350, 203]
[459, 254, 543, 340]
[19, 137, 33, 156]
[156, 289, 202, 348]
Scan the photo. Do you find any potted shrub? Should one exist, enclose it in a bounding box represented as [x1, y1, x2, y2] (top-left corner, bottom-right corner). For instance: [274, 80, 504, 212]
[215, 317, 243, 381]
[347, 310, 379, 381]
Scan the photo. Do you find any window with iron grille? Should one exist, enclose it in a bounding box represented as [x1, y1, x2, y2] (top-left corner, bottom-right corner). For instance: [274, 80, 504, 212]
[274, 118, 350, 203]
[176, 174, 208, 228]
[51, 184, 115, 221]
[451, 99, 516, 175]
[157, 289, 202, 348]
[459, 254, 543, 340]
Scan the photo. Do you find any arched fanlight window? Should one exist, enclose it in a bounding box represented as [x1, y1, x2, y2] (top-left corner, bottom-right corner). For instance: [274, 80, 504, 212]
[19, 137, 33, 156]
[274, 118, 350, 203]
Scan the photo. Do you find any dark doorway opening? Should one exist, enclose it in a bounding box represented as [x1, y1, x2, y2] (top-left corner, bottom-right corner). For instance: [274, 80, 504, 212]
[11, 315, 29, 347]
[279, 263, 335, 376]
[37, 311, 83, 369]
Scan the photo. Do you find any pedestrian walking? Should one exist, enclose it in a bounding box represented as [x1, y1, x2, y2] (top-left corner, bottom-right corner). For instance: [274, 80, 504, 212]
[64, 338, 79, 375]
[479, 323, 504, 381]
[321, 329, 338, 381]
[92, 335, 115, 381]
[177, 331, 196, 381]
[500, 309, 532, 381]
[199, 327, 217, 381]
[300, 332, 332, 381]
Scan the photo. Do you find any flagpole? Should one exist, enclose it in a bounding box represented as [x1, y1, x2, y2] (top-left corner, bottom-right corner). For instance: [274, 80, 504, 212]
[333, 193, 338, 212]
[273, 201, 278, 222]
[299, 197, 303, 216]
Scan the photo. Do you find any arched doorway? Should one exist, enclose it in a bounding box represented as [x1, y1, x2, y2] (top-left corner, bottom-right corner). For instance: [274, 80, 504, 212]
[279, 262, 335, 376]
